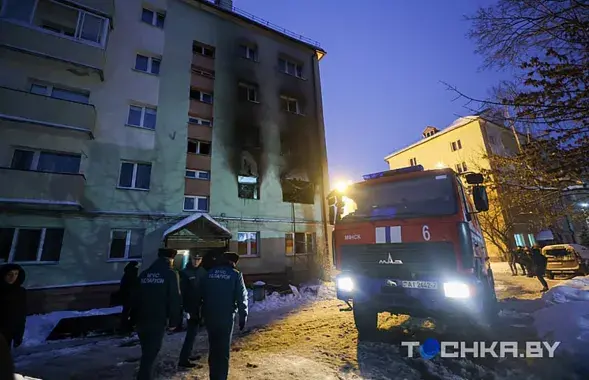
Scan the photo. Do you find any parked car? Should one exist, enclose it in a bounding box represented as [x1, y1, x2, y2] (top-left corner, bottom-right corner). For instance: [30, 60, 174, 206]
[542, 244, 589, 279]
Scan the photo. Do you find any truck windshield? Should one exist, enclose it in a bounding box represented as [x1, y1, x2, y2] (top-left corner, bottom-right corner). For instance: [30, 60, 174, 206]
[340, 174, 457, 221]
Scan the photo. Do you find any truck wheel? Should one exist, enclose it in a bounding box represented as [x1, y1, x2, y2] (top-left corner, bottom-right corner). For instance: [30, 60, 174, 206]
[481, 271, 499, 327]
[546, 271, 554, 279]
[353, 304, 378, 340]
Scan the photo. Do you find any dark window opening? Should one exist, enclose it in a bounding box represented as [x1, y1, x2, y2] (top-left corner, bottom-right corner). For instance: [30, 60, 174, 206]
[282, 179, 314, 204]
[238, 176, 259, 200]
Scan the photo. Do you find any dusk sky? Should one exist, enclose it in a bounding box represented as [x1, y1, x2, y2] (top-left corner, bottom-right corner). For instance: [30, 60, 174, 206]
[238, 0, 509, 185]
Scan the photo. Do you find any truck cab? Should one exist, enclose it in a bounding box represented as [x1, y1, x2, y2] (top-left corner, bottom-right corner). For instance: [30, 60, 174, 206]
[328, 165, 497, 337]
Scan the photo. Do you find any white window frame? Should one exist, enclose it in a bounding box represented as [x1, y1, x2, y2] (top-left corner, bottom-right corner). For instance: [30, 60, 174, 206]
[10, 148, 81, 173]
[237, 232, 259, 257]
[183, 196, 209, 212]
[127, 105, 157, 129]
[241, 45, 257, 61]
[239, 83, 259, 103]
[186, 169, 210, 180]
[6, 227, 62, 264]
[279, 58, 303, 78]
[30, 82, 90, 103]
[134, 54, 161, 75]
[451, 140, 463, 152]
[285, 232, 315, 256]
[118, 161, 152, 190]
[141, 7, 165, 28]
[191, 67, 215, 79]
[193, 43, 214, 58]
[187, 139, 211, 155]
[0, 0, 110, 48]
[108, 229, 143, 261]
[191, 90, 213, 104]
[280, 95, 301, 114]
[188, 116, 212, 126]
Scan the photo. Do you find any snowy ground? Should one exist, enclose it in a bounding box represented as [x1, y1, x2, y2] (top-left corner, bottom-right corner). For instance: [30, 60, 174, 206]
[13, 264, 589, 380]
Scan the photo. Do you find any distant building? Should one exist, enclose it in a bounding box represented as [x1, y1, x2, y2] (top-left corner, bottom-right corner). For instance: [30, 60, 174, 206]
[0, 0, 329, 312]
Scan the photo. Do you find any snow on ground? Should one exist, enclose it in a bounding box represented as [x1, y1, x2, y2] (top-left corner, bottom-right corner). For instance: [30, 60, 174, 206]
[248, 282, 335, 313]
[23, 306, 122, 347]
[533, 275, 589, 357]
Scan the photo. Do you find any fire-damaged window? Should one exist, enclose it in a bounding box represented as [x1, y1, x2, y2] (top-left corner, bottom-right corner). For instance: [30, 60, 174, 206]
[109, 229, 144, 261]
[0, 227, 64, 263]
[282, 179, 314, 204]
[238, 175, 259, 199]
[238, 82, 259, 103]
[285, 232, 315, 255]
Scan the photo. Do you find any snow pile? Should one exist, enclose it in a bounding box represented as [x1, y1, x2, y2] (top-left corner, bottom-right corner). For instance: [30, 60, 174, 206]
[23, 306, 122, 347]
[248, 283, 335, 313]
[533, 275, 589, 356]
[14, 375, 42, 380]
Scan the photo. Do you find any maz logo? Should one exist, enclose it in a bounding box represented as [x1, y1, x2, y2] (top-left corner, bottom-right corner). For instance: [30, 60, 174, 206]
[379, 253, 403, 265]
[344, 234, 361, 240]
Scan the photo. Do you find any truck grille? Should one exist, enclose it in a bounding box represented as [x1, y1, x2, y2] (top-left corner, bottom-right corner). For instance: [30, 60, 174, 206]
[340, 242, 457, 278]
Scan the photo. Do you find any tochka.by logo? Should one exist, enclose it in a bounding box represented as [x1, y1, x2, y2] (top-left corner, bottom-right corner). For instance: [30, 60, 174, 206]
[402, 338, 560, 359]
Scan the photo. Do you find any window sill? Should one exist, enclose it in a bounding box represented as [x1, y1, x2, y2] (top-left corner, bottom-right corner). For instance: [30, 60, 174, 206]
[132, 68, 160, 77]
[125, 124, 156, 131]
[141, 20, 165, 30]
[283, 110, 305, 117]
[187, 152, 212, 158]
[188, 121, 213, 127]
[10, 261, 60, 266]
[240, 56, 259, 63]
[185, 176, 210, 181]
[108, 258, 142, 263]
[117, 186, 150, 192]
[247, 100, 261, 104]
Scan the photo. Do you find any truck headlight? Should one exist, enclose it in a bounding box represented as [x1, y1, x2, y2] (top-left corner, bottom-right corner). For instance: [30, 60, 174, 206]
[337, 276, 354, 292]
[443, 281, 470, 299]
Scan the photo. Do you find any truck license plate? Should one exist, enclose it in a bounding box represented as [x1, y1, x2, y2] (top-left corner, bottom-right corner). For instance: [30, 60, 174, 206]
[401, 280, 438, 289]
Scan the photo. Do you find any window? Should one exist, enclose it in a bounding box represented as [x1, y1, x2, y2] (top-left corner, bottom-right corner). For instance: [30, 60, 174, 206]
[186, 169, 210, 180]
[451, 140, 463, 152]
[0, 227, 64, 263]
[238, 175, 259, 200]
[237, 232, 259, 256]
[184, 196, 209, 212]
[280, 95, 301, 114]
[409, 158, 418, 166]
[238, 83, 258, 103]
[285, 232, 315, 255]
[528, 234, 536, 247]
[514, 233, 526, 247]
[30, 83, 89, 104]
[190, 89, 213, 104]
[1, 0, 109, 46]
[108, 229, 144, 260]
[282, 179, 314, 204]
[127, 105, 157, 129]
[278, 58, 303, 78]
[191, 66, 215, 79]
[135, 54, 161, 75]
[118, 162, 152, 190]
[455, 162, 468, 173]
[11, 149, 81, 174]
[141, 8, 165, 28]
[193, 42, 215, 58]
[187, 139, 211, 155]
[188, 116, 212, 126]
[239, 45, 258, 61]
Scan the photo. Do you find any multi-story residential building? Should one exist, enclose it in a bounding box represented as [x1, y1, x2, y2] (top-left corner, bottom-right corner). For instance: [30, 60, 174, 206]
[0, 0, 329, 313]
[383, 113, 533, 259]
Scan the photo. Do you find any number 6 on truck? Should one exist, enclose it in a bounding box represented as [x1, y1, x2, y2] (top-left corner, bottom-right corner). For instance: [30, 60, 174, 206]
[422, 225, 431, 241]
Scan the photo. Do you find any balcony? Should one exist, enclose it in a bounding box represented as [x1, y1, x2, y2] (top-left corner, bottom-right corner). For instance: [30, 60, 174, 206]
[189, 100, 214, 119]
[0, 87, 96, 137]
[192, 54, 215, 71]
[0, 168, 85, 210]
[188, 123, 212, 141]
[77, 0, 115, 17]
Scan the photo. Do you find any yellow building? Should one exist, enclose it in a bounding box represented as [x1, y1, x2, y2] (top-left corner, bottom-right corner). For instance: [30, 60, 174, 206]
[384, 114, 534, 259]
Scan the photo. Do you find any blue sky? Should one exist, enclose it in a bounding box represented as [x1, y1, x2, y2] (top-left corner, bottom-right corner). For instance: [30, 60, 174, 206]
[237, 0, 507, 184]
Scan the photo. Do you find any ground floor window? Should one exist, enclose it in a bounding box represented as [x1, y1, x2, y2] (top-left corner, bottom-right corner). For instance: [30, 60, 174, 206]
[285, 232, 315, 255]
[237, 232, 259, 257]
[184, 196, 209, 212]
[514, 233, 526, 247]
[0, 227, 64, 263]
[108, 229, 144, 261]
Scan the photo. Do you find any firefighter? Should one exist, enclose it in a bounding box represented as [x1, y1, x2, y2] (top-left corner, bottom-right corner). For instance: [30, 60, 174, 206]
[201, 252, 248, 380]
[0, 264, 27, 351]
[134, 248, 182, 380]
[530, 245, 549, 292]
[117, 261, 140, 333]
[178, 251, 207, 369]
[514, 247, 528, 275]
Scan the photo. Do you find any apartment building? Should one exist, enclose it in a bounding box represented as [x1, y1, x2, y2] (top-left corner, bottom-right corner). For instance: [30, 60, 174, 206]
[383, 113, 533, 259]
[0, 0, 328, 312]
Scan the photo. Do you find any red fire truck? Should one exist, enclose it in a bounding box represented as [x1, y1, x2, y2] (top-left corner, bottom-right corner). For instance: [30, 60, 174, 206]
[328, 165, 497, 337]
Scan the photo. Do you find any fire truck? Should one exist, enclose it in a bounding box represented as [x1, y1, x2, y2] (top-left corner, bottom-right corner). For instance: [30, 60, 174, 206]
[327, 165, 498, 337]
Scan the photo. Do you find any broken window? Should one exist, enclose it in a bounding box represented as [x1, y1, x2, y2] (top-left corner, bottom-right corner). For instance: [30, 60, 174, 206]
[238, 82, 258, 103]
[282, 179, 314, 204]
[285, 232, 315, 255]
[238, 176, 259, 200]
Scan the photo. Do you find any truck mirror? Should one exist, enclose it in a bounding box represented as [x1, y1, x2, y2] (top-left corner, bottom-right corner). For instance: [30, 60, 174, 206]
[465, 173, 484, 185]
[472, 185, 489, 212]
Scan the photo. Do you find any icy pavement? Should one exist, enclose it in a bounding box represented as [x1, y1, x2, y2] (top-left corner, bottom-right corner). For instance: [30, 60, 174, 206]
[13, 272, 589, 379]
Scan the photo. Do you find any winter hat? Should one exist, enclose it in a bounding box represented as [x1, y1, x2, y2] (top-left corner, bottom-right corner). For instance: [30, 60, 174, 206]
[225, 252, 239, 265]
[158, 248, 178, 259]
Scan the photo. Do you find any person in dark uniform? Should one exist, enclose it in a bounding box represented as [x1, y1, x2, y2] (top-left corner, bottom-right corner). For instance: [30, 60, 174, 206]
[530, 245, 549, 292]
[507, 248, 518, 276]
[134, 248, 182, 380]
[118, 261, 140, 333]
[514, 247, 528, 275]
[0, 264, 27, 351]
[201, 252, 248, 380]
[0, 333, 15, 380]
[178, 251, 207, 368]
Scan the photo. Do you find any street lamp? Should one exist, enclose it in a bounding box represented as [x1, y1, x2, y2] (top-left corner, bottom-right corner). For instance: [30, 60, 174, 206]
[334, 180, 352, 193]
